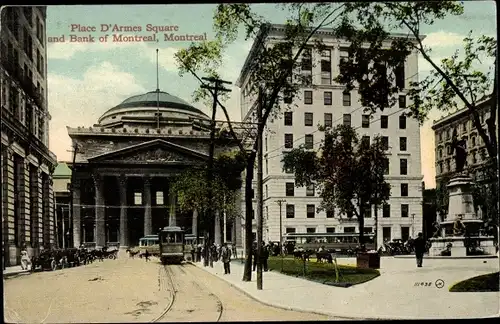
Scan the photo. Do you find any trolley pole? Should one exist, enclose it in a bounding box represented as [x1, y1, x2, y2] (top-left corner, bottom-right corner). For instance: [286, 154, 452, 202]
[256, 86, 264, 290]
[200, 76, 231, 267]
[276, 199, 286, 272]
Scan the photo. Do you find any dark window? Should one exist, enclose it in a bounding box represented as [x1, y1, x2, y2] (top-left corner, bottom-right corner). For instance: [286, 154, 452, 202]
[326, 210, 335, 218]
[305, 134, 314, 149]
[343, 114, 351, 126]
[400, 159, 408, 175]
[399, 95, 406, 108]
[286, 183, 295, 196]
[361, 136, 370, 147]
[395, 64, 405, 88]
[286, 204, 295, 218]
[326, 227, 336, 233]
[381, 115, 388, 129]
[401, 183, 408, 197]
[286, 227, 296, 234]
[363, 205, 372, 218]
[304, 112, 313, 126]
[344, 227, 355, 233]
[382, 158, 389, 175]
[284, 91, 292, 104]
[382, 227, 392, 241]
[400, 137, 407, 151]
[252, 209, 255, 219]
[306, 227, 316, 233]
[304, 91, 313, 105]
[401, 227, 410, 241]
[362, 115, 370, 128]
[306, 184, 315, 196]
[381, 136, 389, 150]
[284, 112, 293, 126]
[324, 113, 332, 128]
[342, 91, 351, 106]
[321, 50, 332, 85]
[307, 205, 315, 218]
[283, 152, 293, 174]
[401, 204, 409, 218]
[383, 204, 391, 218]
[399, 115, 407, 129]
[284, 134, 293, 148]
[364, 227, 373, 234]
[301, 48, 312, 70]
[324, 91, 332, 105]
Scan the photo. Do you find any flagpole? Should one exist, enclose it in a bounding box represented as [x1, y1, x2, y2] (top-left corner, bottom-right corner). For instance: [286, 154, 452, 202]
[156, 48, 160, 130]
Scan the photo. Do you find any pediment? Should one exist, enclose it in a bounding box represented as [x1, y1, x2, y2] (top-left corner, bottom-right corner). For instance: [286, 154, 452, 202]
[87, 139, 208, 164]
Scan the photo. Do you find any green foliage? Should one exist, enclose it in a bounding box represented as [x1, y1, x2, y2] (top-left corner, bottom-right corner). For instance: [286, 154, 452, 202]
[282, 125, 390, 243]
[169, 151, 246, 220]
[334, 2, 497, 161]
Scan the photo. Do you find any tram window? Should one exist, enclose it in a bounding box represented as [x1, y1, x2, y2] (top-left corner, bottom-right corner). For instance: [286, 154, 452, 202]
[176, 233, 183, 243]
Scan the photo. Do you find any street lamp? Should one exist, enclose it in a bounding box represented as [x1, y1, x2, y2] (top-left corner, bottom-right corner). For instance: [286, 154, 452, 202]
[276, 199, 286, 272]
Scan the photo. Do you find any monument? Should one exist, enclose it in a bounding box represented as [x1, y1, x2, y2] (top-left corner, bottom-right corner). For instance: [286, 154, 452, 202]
[429, 130, 496, 257]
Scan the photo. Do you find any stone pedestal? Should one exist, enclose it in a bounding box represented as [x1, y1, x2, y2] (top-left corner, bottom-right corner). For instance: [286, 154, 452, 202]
[447, 175, 476, 222]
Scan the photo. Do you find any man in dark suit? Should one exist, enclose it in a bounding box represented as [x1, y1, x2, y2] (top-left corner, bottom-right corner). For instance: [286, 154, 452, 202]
[414, 232, 426, 267]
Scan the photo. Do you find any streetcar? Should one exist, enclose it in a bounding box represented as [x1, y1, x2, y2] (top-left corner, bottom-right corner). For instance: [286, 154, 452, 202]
[283, 232, 376, 253]
[138, 235, 160, 257]
[159, 226, 185, 264]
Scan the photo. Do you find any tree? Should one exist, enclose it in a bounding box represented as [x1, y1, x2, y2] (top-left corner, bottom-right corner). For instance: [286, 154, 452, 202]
[169, 151, 246, 239]
[173, 3, 359, 281]
[282, 125, 391, 248]
[334, 2, 497, 165]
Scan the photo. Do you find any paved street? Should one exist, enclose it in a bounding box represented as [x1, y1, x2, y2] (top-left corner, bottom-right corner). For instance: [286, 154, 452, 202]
[195, 256, 499, 320]
[3, 257, 332, 323]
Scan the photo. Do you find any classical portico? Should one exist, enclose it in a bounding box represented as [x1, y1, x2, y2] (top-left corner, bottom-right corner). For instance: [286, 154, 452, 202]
[67, 91, 243, 250]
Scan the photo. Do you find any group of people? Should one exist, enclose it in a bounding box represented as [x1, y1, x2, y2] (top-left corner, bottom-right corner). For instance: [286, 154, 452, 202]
[190, 242, 233, 275]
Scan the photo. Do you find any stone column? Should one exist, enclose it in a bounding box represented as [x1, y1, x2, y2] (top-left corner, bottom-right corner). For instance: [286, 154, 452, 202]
[72, 179, 81, 248]
[3, 148, 16, 266]
[143, 176, 152, 236]
[214, 210, 222, 246]
[118, 175, 128, 250]
[48, 177, 55, 248]
[192, 209, 198, 237]
[93, 174, 105, 249]
[168, 191, 176, 227]
[22, 160, 32, 255]
[35, 168, 43, 251]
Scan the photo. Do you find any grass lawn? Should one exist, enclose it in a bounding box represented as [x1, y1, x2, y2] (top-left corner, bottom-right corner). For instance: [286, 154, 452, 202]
[449, 272, 499, 292]
[265, 256, 380, 287]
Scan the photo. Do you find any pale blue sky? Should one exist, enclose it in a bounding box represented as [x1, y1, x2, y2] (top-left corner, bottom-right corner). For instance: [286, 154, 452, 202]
[45, 3, 497, 188]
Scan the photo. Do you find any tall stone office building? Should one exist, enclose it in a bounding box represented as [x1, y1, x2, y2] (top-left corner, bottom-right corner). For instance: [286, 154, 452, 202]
[1, 6, 57, 266]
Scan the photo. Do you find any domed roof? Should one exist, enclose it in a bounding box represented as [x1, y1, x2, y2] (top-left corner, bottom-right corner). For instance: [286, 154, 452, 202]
[98, 90, 209, 124]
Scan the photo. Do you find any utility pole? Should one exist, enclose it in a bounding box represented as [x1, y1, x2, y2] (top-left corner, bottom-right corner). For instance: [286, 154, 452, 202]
[156, 48, 161, 130]
[67, 142, 79, 248]
[256, 86, 264, 290]
[276, 199, 286, 272]
[200, 76, 231, 267]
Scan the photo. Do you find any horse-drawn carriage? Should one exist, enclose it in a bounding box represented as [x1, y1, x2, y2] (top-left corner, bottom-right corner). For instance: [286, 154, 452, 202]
[30, 246, 117, 272]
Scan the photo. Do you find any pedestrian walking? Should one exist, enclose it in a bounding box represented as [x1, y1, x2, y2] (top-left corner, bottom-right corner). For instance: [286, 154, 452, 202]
[20, 245, 31, 271]
[144, 249, 150, 262]
[252, 242, 257, 271]
[261, 242, 269, 272]
[196, 244, 202, 262]
[190, 244, 195, 262]
[221, 242, 232, 274]
[414, 232, 426, 267]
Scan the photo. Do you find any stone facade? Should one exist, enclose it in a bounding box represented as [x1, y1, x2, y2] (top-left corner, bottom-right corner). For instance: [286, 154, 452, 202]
[68, 91, 244, 250]
[1, 6, 57, 267]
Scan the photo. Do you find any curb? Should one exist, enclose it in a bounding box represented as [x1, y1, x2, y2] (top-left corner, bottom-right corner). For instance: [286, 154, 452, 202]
[187, 261, 386, 321]
[3, 270, 30, 279]
[394, 255, 499, 259]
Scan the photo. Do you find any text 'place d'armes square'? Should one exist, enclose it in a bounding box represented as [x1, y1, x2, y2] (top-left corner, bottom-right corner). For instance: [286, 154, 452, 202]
[1, 4, 499, 322]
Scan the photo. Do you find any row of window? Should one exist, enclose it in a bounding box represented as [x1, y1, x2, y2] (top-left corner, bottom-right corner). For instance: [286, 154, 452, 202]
[283, 226, 412, 241]
[298, 91, 407, 109]
[133, 191, 165, 205]
[437, 149, 487, 174]
[283, 182, 410, 197]
[283, 133, 409, 152]
[267, 203, 414, 219]
[437, 111, 490, 143]
[437, 135, 483, 160]
[283, 111, 407, 129]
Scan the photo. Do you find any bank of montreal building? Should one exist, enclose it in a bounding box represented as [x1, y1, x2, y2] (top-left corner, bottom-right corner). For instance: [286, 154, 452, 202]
[236, 25, 424, 248]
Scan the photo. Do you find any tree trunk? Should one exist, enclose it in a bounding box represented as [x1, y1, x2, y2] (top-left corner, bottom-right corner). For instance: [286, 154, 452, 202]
[358, 203, 365, 250]
[242, 154, 256, 281]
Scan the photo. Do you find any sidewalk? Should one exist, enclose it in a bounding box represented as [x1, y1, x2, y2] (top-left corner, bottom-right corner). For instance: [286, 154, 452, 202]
[3, 265, 30, 278]
[193, 257, 499, 320]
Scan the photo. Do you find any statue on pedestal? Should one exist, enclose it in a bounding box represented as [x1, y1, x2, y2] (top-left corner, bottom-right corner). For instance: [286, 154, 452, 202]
[451, 129, 467, 173]
[432, 220, 441, 238]
[453, 216, 466, 236]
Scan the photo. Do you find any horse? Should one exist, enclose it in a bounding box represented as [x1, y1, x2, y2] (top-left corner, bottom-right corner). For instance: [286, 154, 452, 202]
[126, 249, 140, 258]
[316, 251, 333, 263]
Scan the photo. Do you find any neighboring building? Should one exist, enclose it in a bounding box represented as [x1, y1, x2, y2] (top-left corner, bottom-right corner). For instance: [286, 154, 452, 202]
[432, 95, 496, 184]
[1, 6, 57, 266]
[422, 188, 437, 241]
[66, 91, 243, 251]
[53, 162, 72, 248]
[236, 24, 424, 247]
